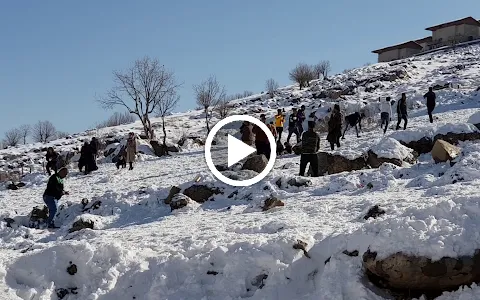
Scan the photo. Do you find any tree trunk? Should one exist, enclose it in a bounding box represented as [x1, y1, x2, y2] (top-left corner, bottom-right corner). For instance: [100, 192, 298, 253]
[162, 116, 169, 156]
[204, 107, 210, 134]
[140, 115, 151, 139]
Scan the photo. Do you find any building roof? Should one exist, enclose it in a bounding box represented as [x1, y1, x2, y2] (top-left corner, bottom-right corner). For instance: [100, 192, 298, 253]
[415, 36, 433, 44]
[372, 41, 423, 54]
[425, 16, 480, 31]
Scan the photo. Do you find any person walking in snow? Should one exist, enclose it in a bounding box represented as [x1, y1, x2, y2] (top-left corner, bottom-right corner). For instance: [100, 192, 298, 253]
[45, 147, 59, 176]
[327, 104, 342, 150]
[299, 120, 321, 177]
[126, 132, 137, 170]
[423, 87, 436, 123]
[78, 142, 89, 172]
[253, 114, 272, 159]
[43, 167, 69, 228]
[297, 105, 306, 135]
[380, 97, 393, 134]
[287, 108, 301, 144]
[268, 121, 278, 140]
[240, 121, 254, 146]
[396, 93, 408, 130]
[274, 109, 285, 142]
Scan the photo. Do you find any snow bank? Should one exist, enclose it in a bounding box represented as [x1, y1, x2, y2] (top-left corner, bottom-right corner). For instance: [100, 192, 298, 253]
[356, 196, 480, 261]
[370, 137, 414, 160]
[435, 123, 479, 135]
[389, 128, 435, 143]
[467, 111, 480, 125]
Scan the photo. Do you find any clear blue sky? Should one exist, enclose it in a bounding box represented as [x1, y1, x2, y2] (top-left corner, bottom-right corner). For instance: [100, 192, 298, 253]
[1, 0, 479, 138]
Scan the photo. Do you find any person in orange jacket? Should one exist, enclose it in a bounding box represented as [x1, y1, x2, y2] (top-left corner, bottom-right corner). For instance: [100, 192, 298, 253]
[274, 109, 285, 142]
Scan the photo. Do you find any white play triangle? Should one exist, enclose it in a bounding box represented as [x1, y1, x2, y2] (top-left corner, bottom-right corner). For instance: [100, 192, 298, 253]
[227, 134, 257, 167]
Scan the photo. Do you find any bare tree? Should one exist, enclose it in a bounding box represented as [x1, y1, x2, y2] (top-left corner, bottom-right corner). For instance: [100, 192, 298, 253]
[319, 60, 331, 79]
[4, 128, 21, 146]
[193, 75, 226, 134]
[33, 121, 56, 143]
[216, 96, 233, 119]
[97, 57, 181, 139]
[18, 124, 31, 144]
[97, 111, 136, 128]
[156, 92, 180, 155]
[241, 90, 254, 98]
[56, 131, 70, 139]
[289, 63, 315, 89]
[265, 78, 279, 98]
[312, 64, 323, 80]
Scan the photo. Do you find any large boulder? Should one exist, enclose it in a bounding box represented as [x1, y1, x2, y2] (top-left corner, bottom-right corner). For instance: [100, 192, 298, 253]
[433, 123, 480, 145]
[431, 139, 461, 163]
[328, 153, 367, 174]
[262, 196, 285, 211]
[363, 249, 480, 295]
[242, 155, 268, 173]
[367, 150, 401, 168]
[183, 185, 222, 203]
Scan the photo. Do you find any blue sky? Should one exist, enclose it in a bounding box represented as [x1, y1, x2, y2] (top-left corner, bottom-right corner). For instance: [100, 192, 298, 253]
[1, 0, 479, 138]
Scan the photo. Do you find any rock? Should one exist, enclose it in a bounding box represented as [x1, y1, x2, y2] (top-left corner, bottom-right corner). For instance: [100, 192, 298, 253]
[431, 139, 461, 163]
[262, 196, 285, 211]
[7, 183, 18, 190]
[363, 249, 480, 295]
[328, 153, 367, 174]
[4, 218, 15, 228]
[207, 270, 218, 275]
[251, 273, 268, 289]
[56, 288, 79, 299]
[242, 155, 268, 173]
[164, 186, 181, 204]
[150, 140, 167, 156]
[69, 219, 94, 233]
[400, 137, 433, 154]
[104, 147, 116, 158]
[82, 200, 101, 212]
[292, 143, 302, 155]
[67, 262, 78, 275]
[183, 185, 222, 203]
[367, 150, 403, 168]
[221, 170, 258, 181]
[293, 240, 311, 258]
[433, 132, 480, 146]
[29, 206, 49, 228]
[308, 152, 329, 176]
[342, 250, 359, 257]
[215, 164, 229, 172]
[167, 145, 181, 153]
[364, 205, 386, 220]
[287, 177, 312, 187]
[170, 193, 193, 210]
[284, 143, 292, 154]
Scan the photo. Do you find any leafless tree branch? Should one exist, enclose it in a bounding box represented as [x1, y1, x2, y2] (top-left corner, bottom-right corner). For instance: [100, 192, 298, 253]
[193, 75, 226, 134]
[265, 78, 279, 98]
[33, 121, 56, 143]
[289, 63, 315, 89]
[4, 128, 21, 146]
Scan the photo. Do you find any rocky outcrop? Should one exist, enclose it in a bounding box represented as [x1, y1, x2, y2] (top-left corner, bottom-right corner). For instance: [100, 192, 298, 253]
[242, 155, 268, 173]
[183, 185, 222, 203]
[364, 205, 386, 220]
[150, 140, 180, 156]
[433, 131, 480, 145]
[363, 249, 480, 296]
[431, 139, 461, 163]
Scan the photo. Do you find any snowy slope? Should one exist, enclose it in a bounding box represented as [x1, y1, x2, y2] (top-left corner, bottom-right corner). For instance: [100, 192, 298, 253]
[1, 44, 480, 299]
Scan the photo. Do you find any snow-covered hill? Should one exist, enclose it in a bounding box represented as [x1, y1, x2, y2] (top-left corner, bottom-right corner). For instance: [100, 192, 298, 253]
[1, 44, 480, 299]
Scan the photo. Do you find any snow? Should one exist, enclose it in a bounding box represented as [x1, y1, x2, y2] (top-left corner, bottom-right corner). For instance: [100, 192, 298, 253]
[467, 111, 480, 125]
[2, 44, 480, 299]
[370, 137, 414, 160]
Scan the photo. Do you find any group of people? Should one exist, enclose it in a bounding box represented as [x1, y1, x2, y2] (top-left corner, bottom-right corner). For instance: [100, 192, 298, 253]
[41, 133, 138, 228]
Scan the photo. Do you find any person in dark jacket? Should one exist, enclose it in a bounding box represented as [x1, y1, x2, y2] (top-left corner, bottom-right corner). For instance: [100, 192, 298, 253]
[253, 114, 271, 159]
[83, 143, 97, 175]
[240, 121, 254, 146]
[342, 112, 363, 139]
[43, 167, 69, 228]
[45, 147, 58, 176]
[297, 105, 306, 134]
[396, 93, 408, 130]
[299, 121, 321, 177]
[327, 104, 342, 150]
[90, 137, 99, 160]
[78, 142, 89, 172]
[287, 108, 301, 144]
[116, 147, 127, 169]
[423, 87, 436, 123]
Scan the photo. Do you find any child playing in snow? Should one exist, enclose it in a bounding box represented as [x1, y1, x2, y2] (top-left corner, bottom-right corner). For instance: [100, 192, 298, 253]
[43, 167, 69, 228]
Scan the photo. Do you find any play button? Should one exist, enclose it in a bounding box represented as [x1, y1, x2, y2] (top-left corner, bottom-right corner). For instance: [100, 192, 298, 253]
[227, 135, 257, 167]
[205, 115, 277, 187]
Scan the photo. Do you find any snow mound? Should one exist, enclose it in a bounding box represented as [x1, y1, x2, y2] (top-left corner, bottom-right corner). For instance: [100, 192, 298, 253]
[435, 123, 479, 135]
[370, 137, 414, 160]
